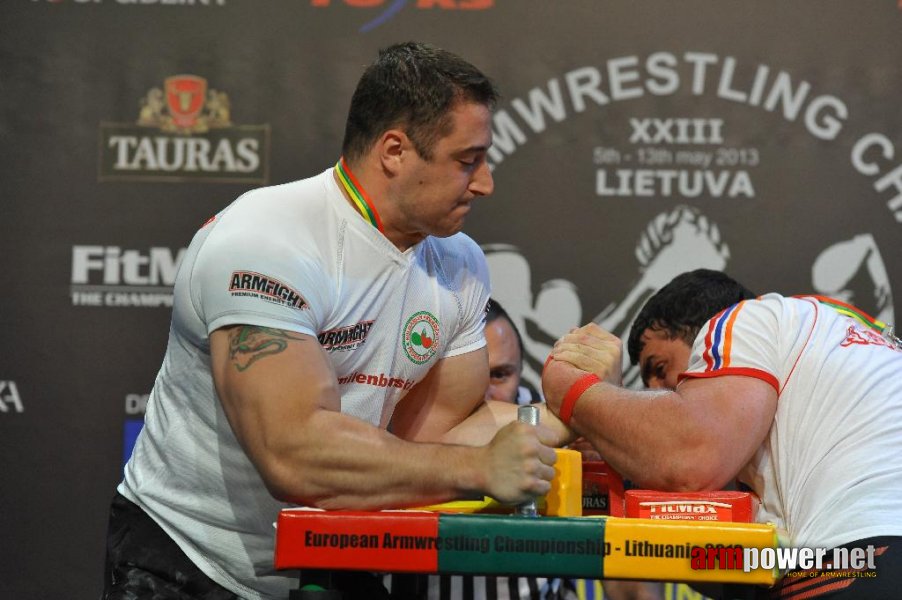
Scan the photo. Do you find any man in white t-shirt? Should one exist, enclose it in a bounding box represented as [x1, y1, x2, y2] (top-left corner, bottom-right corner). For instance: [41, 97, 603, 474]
[542, 269, 902, 599]
[102, 42, 568, 600]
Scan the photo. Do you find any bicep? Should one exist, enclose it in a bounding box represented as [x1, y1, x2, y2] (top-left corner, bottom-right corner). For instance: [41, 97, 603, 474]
[389, 347, 489, 443]
[209, 325, 339, 477]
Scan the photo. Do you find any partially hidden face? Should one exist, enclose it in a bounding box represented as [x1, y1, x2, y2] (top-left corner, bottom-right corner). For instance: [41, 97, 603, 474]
[637, 328, 693, 390]
[484, 317, 522, 403]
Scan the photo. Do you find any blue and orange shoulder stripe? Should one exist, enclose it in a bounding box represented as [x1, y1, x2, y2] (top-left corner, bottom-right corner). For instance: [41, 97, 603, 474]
[701, 301, 748, 372]
[679, 297, 778, 390]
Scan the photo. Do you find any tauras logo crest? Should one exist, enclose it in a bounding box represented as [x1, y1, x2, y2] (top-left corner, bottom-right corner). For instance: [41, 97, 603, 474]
[229, 271, 308, 310]
[139, 75, 228, 134]
[98, 74, 270, 184]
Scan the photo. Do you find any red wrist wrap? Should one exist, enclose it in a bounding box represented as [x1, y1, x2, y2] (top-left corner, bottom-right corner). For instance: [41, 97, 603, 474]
[559, 374, 601, 426]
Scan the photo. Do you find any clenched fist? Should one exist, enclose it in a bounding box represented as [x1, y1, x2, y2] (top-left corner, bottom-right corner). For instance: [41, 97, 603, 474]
[542, 323, 622, 416]
[480, 421, 558, 504]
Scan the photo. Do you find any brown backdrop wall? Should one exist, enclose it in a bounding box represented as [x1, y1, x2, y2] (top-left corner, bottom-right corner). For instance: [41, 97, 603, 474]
[2, 1, 901, 597]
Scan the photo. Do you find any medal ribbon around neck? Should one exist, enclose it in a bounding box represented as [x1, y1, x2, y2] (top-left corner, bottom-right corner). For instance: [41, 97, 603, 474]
[335, 157, 384, 233]
[806, 294, 888, 332]
[807, 294, 900, 349]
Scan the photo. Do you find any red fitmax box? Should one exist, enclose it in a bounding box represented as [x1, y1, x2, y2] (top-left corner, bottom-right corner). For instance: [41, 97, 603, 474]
[625, 490, 759, 522]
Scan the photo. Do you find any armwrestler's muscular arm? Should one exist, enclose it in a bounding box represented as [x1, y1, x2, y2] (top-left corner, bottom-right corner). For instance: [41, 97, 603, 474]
[210, 325, 556, 510]
[566, 376, 776, 491]
[544, 326, 775, 491]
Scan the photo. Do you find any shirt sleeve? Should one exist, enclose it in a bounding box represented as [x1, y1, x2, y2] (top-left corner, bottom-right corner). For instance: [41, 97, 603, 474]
[679, 295, 783, 393]
[440, 234, 491, 359]
[190, 216, 329, 337]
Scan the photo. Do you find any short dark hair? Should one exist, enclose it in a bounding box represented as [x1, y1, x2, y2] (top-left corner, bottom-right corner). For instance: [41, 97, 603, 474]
[627, 269, 757, 366]
[341, 41, 499, 162]
[486, 298, 524, 366]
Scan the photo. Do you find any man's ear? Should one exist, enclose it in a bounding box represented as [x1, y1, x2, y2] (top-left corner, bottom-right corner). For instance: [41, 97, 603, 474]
[376, 129, 406, 175]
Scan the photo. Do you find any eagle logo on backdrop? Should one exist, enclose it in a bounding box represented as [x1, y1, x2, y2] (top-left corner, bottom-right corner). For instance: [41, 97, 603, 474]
[811, 233, 894, 325]
[485, 206, 896, 394]
[137, 75, 232, 134]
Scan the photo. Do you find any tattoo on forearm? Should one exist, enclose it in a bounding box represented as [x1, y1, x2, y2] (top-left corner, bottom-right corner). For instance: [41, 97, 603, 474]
[228, 326, 305, 371]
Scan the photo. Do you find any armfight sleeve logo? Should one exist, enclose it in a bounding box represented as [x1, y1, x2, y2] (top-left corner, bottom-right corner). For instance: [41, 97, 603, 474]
[98, 74, 270, 184]
[229, 271, 309, 310]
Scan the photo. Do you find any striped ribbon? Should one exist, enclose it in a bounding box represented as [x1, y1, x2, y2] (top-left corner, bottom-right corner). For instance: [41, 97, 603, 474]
[801, 295, 888, 332]
[335, 157, 384, 232]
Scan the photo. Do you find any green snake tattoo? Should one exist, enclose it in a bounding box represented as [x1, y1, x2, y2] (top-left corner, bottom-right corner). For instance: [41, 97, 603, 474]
[228, 326, 306, 372]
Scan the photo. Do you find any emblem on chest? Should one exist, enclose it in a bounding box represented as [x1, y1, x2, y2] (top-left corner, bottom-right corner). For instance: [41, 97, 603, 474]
[402, 311, 441, 364]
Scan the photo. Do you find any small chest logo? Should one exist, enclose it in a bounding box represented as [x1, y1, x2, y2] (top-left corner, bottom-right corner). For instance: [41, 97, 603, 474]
[318, 320, 374, 352]
[402, 311, 440, 365]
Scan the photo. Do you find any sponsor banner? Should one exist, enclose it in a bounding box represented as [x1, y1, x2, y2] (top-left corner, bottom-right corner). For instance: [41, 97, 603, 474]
[123, 394, 149, 465]
[125, 393, 149, 416]
[275, 510, 777, 584]
[0, 381, 24, 413]
[308, 0, 494, 33]
[123, 418, 144, 465]
[70, 246, 184, 308]
[582, 461, 625, 517]
[309, 0, 492, 5]
[485, 50, 902, 215]
[98, 75, 269, 184]
[30, 0, 227, 5]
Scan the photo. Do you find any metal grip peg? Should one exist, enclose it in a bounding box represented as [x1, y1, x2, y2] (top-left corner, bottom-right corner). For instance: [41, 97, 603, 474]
[516, 404, 540, 517]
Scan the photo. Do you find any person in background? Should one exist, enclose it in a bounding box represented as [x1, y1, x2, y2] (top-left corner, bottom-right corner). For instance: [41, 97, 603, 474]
[485, 297, 534, 405]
